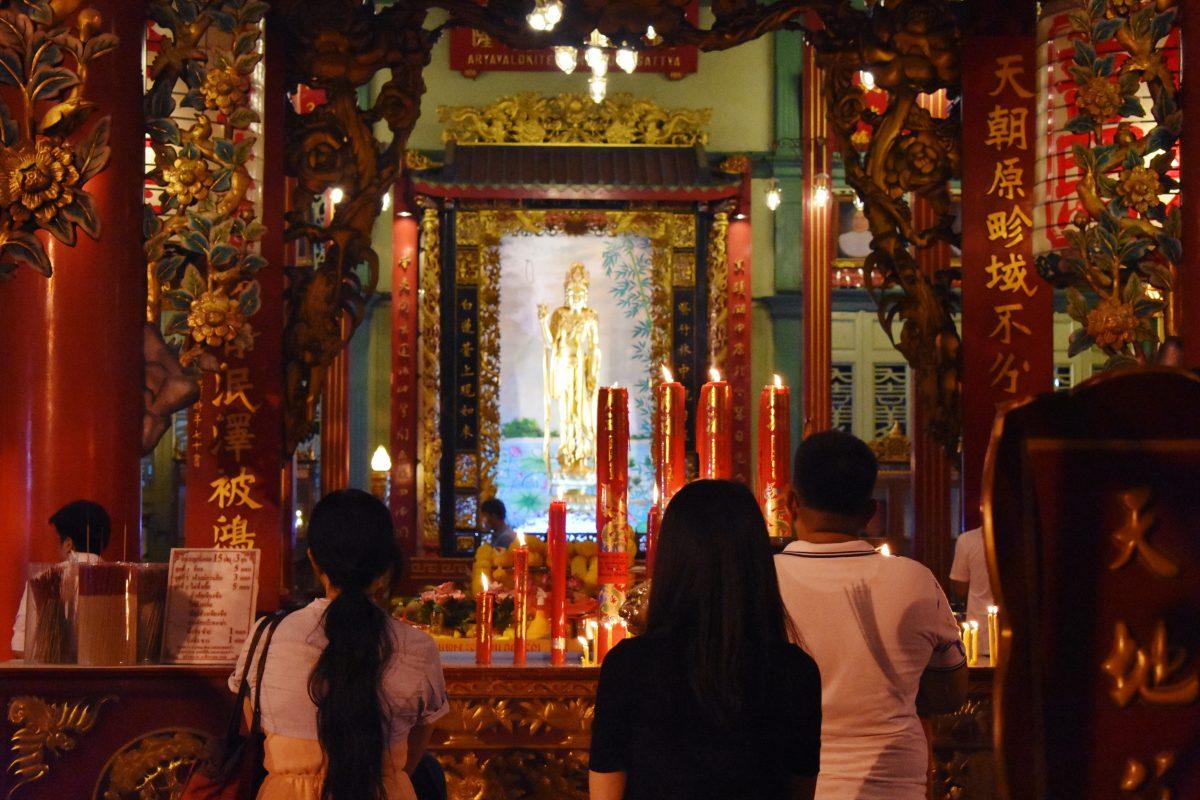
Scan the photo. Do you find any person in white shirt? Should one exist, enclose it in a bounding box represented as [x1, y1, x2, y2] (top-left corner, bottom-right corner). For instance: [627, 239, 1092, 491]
[11, 500, 111, 658]
[777, 431, 967, 800]
[949, 527, 995, 656]
[230, 489, 447, 800]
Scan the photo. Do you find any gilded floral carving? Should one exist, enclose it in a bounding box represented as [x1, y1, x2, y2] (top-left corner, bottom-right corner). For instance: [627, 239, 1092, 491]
[143, 0, 269, 369]
[0, 0, 117, 278]
[6, 694, 111, 798]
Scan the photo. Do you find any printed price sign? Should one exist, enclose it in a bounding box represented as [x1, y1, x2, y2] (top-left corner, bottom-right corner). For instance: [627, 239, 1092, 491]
[162, 548, 260, 664]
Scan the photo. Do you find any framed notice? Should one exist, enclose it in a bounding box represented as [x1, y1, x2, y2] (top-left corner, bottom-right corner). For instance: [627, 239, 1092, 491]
[162, 548, 260, 664]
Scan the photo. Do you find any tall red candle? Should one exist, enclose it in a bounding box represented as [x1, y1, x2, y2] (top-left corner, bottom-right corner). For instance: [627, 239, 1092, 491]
[596, 386, 630, 655]
[697, 369, 733, 480]
[653, 367, 687, 506]
[757, 375, 793, 539]
[645, 500, 662, 580]
[548, 497, 568, 666]
[474, 575, 494, 666]
[512, 532, 529, 667]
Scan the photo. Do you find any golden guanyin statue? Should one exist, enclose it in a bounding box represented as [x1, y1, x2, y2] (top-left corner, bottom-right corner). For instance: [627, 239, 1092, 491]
[538, 263, 601, 478]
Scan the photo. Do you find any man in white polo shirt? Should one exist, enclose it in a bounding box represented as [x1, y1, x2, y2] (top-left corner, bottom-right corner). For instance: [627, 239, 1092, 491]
[949, 526, 995, 657]
[777, 431, 966, 800]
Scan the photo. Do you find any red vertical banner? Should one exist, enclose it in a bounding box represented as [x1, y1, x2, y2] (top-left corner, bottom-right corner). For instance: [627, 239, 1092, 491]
[961, 37, 1053, 530]
[727, 218, 753, 484]
[391, 205, 420, 555]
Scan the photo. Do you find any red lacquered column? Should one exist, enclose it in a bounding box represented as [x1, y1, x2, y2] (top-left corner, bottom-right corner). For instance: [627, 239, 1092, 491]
[1181, 3, 1200, 363]
[0, 1, 145, 658]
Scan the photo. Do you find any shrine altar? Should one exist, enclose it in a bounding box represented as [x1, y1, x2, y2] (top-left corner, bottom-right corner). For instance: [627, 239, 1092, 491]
[0, 661, 995, 800]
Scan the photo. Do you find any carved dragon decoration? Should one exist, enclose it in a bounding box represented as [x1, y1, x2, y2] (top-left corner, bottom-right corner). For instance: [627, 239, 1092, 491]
[277, 0, 964, 451]
[6, 695, 111, 798]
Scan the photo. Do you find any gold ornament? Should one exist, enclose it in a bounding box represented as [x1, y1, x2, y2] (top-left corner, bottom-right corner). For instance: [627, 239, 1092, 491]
[1076, 76, 1123, 119]
[439, 92, 710, 147]
[6, 695, 112, 798]
[1, 140, 80, 227]
[1116, 166, 1163, 213]
[1085, 298, 1139, 351]
[161, 157, 211, 207]
[188, 290, 246, 347]
[200, 66, 249, 116]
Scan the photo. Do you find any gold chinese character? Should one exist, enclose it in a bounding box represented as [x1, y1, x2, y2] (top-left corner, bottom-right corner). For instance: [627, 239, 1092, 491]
[222, 412, 255, 462]
[214, 367, 259, 413]
[213, 514, 256, 549]
[1120, 752, 1175, 796]
[987, 157, 1026, 200]
[986, 205, 1034, 248]
[989, 352, 1029, 394]
[990, 54, 1034, 99]
[471, 29, 493, 47]
[985, 106, 1029, 150]
[208, 467, 264, 510]
[990, 304, 1031, 344]
[677, 301, 691, 315]
[1102, 621, 1198, 707]
[986, 253, 1037, 296]
[1109, 487, 1177, 578]
[461, 342, 474, 358]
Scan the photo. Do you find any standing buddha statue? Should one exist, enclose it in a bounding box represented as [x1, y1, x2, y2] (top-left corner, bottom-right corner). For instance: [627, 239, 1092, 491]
[538, 263, 601, 478]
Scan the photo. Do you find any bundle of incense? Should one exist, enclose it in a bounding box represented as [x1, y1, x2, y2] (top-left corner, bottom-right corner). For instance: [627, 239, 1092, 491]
[27, 566, 67, 663]
[136, 564, 169, 663]
[76, 563, 137, 666]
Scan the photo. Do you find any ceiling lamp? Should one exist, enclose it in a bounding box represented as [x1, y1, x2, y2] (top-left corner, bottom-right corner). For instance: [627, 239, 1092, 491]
[615, 47, 638, 74]
[526, 0, 563, 32]
[554, 46, 578, 74]
[584, 45, 608, 76]
[589, 74, 607, 104]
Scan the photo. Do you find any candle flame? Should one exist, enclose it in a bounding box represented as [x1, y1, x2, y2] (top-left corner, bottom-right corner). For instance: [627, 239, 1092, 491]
[652, 485, 660, 504]
[709, 367, 721, 382]
[878, 543, 891, 557]
[987, 605, 999, 615]
[969, 620, 980, 631]
[610, 381, 620, 389]
[773, 374, 783, 389]
[556, 486, 565, 501]
[480, 574, 490, 592]
[515, 531, 526, 547]
[661, 364, 674, 382]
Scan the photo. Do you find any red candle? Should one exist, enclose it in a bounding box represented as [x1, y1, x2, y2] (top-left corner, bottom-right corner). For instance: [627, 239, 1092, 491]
[596, 618, 628, 663]
[596, 386, 631, 648]
[548, 497, 568, 666]
[645, 499, 661, 580]
[697, 368, 733, 479]
[757, 375, 793, 539]
[512, 532, 529, 667]
[475, 575, 494, 666]
[653, 367, 686, 506]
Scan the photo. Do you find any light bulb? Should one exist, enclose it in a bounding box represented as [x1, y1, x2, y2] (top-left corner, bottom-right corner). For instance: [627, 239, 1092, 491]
[585, 46, 608, 76]
[370, 445, 391, 472]
[329, 186, 345, 205]
[588, 74, 607, 103]
[543, 0, 563, 27]
[853, 194, 865, 211]
[615, 48, 637, 74]
[765, 184, 782, 211]
[645, 25, 658, 41]
[381, 191, 391, 212]
[554, 46, 578, 74]
[858, 69, 876, 91]
[812, 172, 832, 208]
[526, 8, 548, 31]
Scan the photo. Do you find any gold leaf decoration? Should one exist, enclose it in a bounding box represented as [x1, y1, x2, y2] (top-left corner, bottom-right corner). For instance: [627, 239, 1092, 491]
[6, 695, 111, 799]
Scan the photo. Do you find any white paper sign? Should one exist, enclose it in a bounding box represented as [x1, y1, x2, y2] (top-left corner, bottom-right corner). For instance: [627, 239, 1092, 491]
[162, 548, 260, 664]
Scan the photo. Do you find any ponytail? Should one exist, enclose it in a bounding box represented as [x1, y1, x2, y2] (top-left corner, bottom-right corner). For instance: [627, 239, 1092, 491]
[305, 489, 401, 800]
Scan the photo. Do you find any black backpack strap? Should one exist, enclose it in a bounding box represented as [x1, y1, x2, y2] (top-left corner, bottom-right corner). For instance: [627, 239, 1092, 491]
[225, 614, 276, 740]
[248, 611, 289, 736]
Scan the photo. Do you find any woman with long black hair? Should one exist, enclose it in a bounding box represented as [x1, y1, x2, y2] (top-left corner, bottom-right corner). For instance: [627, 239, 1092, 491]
[229, 489, 448, 800]
[589, 480, 822, 800]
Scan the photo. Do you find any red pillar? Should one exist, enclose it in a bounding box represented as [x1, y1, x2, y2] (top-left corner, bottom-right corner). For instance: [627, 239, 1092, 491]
[391, 201, 420, 555]
[0, 1, 145, 657]
[802, 47, 833, 432]
[321, 319, 351, 492]
[1182, 2, 1200, 364]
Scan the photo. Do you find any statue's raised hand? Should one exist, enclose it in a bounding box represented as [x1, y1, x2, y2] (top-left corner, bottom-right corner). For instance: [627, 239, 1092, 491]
[537, 303, 549, 321]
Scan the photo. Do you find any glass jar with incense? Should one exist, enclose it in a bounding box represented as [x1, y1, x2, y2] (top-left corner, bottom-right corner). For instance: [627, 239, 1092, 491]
[24, 563, 74, 664]
[135, 563, 169, 663]
[76, 563, 137, 666]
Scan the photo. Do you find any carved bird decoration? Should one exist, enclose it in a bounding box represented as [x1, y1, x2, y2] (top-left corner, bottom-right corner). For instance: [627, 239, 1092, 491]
[6, 696, 112, 799]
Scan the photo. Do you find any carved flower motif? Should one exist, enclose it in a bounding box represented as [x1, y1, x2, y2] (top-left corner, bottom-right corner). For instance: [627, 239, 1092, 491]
[1085, 297, 1138, 350]
[1107, 0, 1144, 15]
[1076, 76, 1123, 119]
[201, 66, 248, 116]
[1116, 165, 1163, 212]
[163, 157, 211, 206]
[188, 289, 245, 347]
[0, 139, 80, 227]
[884, 131, 944, 193]
[287, 119, 348, 196]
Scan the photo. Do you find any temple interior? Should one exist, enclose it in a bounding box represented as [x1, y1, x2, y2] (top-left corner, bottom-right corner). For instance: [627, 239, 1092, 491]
[0, 0, 1197, 798]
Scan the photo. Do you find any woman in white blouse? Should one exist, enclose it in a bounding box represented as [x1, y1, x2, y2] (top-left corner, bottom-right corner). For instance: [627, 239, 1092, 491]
[230, 489, 448, 800]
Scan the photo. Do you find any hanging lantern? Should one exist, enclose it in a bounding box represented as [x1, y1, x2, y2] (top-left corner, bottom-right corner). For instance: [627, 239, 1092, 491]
[1033, 0, 1181, 257]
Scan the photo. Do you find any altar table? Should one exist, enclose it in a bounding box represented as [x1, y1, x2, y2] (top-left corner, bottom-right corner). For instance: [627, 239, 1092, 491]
[0, 659, 995, 799]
